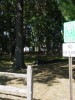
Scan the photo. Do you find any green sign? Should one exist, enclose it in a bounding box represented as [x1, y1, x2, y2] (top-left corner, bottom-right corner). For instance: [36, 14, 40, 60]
[64, 21, 75, 42]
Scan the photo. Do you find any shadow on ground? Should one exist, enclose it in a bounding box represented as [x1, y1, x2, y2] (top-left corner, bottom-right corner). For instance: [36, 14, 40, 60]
[33, 60, 73, 86]
[0, 58, 71, 86]
[0, 93, 26, 100]
[1, 57, 75, 99]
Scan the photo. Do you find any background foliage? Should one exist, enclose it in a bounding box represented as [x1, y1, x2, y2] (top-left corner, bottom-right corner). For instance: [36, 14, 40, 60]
[0, 0, 75, 66]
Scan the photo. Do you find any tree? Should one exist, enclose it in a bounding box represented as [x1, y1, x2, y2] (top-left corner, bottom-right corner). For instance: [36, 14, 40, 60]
[24, 0, 64, 54]
[1, 0, 72, 60]
[58, 0, 75, 21]
[14, 0, 26, 68]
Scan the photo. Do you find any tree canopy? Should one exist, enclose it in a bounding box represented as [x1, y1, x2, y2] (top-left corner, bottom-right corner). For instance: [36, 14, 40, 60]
[0, 0, 75, 67]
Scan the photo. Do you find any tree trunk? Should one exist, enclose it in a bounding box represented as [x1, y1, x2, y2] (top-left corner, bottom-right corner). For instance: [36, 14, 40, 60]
[14, 0, 26, 69]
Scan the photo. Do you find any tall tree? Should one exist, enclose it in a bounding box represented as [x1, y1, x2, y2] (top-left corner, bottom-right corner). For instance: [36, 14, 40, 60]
[14, 0, 26, 68]
[58, 0, 75, 21]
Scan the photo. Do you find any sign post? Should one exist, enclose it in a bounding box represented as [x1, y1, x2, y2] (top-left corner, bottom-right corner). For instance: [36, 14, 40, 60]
[62, 43, 75, 100]
[62, 43, 74, 100]
[63, 21, 75, 100]
[69, 57, 73, 100]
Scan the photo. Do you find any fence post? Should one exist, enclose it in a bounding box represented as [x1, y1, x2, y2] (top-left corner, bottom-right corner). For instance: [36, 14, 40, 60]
[27, 65, 33, 100]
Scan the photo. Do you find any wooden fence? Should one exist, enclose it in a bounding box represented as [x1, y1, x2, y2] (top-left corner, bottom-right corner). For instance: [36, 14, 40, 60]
[0, 65, 33, 100]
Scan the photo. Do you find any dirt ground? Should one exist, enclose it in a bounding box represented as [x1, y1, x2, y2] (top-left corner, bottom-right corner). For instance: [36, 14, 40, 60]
[0, 62, 75, 100]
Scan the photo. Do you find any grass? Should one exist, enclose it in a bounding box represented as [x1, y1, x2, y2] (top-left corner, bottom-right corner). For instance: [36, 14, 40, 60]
[0, 54, 68, 69]
[24, 53, 68, 63]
